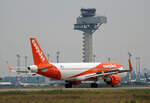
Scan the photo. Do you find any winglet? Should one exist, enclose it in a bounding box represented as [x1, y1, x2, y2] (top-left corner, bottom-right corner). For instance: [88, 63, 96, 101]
[6, 61, 13, 71]
[128, 52, 133, 71]
[128, 59, 133, 71]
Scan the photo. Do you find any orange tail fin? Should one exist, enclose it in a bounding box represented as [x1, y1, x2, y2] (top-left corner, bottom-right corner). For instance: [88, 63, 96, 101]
[30, 37, 49, 65]
[6, 61, 13, 71]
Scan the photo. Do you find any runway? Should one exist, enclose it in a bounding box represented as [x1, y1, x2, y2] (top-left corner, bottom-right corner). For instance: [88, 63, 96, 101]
[0, 86, 150, 92]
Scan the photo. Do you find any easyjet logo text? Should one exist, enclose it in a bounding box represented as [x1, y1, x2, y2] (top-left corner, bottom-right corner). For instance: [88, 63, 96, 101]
[103, 64, 117, 68]
[32, 40, 45, 62]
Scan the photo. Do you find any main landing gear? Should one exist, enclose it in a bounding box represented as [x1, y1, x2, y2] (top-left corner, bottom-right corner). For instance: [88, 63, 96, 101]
[91, 78, 98, 88]
[65, 81, 72, 88]
[91, 83, 98, 88]
[65, 81, 98, 88]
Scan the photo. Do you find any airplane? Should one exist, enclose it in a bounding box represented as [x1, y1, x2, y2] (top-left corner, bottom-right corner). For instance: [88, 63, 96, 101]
[6, 37, 133, 88]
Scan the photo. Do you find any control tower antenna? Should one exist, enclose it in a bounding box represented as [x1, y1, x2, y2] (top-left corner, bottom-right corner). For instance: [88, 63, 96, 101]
[74, 8, 107, 62]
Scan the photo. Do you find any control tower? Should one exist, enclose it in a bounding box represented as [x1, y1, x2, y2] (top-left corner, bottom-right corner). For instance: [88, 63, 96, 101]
[74, 8, 107, 62]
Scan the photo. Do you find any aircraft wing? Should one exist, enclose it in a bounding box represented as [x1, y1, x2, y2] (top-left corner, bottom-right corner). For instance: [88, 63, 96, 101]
[6, 61, 29, 73]
[72, 68, 132, 81]
[72, 55, 133, 80]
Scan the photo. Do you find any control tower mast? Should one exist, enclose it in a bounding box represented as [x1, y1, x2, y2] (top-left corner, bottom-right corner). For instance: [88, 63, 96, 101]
[74, 8, 107, 62]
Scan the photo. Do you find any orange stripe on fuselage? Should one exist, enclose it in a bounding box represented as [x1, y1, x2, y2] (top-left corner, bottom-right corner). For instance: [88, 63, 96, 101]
[36, 64, 61, 80]
[70, 62, 122, 78]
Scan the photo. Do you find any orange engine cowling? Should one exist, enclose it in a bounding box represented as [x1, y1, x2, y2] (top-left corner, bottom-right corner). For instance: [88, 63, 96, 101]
[104, 75, 120, 86]
[71, 81, 81, 85]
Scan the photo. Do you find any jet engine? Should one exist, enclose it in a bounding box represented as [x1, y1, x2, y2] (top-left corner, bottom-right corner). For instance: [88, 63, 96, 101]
[104, 75, 120, 86]
[27, 65, 38, 73]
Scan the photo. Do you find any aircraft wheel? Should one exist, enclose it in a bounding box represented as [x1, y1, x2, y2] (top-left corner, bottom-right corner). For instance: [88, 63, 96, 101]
[111, 85, 115, 87]
[65, 81, 72, 88]
[91, 83, 98, 88]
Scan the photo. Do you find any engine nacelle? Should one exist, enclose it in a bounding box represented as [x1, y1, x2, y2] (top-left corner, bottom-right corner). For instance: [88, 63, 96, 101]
[28, 65, 38, 73]
[104, 75, 120, 86]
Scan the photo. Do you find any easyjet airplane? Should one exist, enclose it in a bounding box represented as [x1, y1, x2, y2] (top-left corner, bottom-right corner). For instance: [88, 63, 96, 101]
[6, 37, 133, 88]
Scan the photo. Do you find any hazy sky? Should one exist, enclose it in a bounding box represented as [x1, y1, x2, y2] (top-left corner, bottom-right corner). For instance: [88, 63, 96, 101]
[0, 0, 149, 76]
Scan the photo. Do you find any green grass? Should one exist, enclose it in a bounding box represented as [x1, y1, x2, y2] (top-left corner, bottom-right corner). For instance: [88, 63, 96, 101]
[0, 89, 150, 103]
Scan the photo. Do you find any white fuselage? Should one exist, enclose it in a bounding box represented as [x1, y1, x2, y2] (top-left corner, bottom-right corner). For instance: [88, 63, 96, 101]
[51, 62, 127, 80]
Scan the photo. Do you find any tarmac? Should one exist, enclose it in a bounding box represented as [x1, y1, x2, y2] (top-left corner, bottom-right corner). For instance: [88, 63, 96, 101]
[0, 86, 150, 92]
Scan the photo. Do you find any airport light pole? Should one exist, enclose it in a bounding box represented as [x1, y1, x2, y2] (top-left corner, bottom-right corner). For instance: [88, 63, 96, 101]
[128, 52, 132, 83]
[56, 51, 60, 63]
[25, 56, 28, 82]
[93, 54, 96, 62]
[16, 54, 21, 84]
[108, 57, 111, 62]
[136, 57, 141, 82]
[25, 56, 27, 67]
[47, 54, 50, 61]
